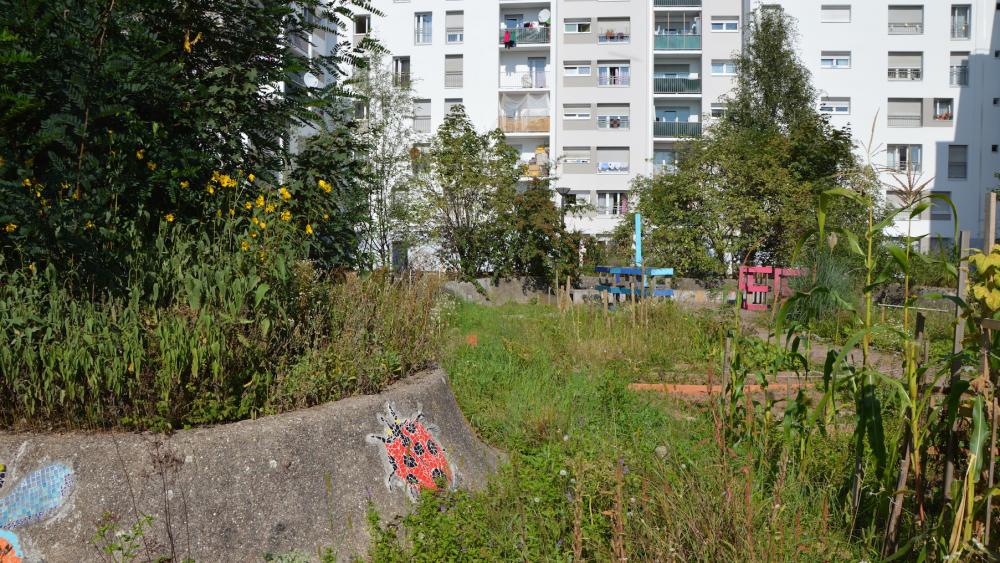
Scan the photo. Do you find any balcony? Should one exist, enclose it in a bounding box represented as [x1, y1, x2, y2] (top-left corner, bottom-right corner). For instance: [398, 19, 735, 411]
[887, 67, 921, 81]
[654, 34, 701, 50]
[951, 23, 970, 39]
[498, 27, 551, 45]
[888, 22, 923, 34]
[445, 71, 463, 88]
[655, 0, 701, 6]
[654, 77, 701, 94]
[653, 121, 702, 138]
[413, 116, 431, 134]
[522, 162, 550, 178]
[393, 72, 411, 88]
[500, 115, 551, 133]
[499, 71, 550, 89]
[887, 115, 922, 127]
[598, 30, 631, 44]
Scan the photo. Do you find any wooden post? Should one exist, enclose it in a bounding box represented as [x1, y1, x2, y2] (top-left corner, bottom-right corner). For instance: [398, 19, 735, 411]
[987, 192, 997, 253]
[944, 230, 972, 501]
[565, 275, 572, 309]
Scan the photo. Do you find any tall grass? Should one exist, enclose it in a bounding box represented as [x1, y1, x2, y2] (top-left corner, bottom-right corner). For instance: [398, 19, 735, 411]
[0, 225, 445, 430]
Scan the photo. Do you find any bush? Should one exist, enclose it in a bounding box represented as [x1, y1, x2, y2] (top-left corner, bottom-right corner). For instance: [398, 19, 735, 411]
[0, 222, 445, 431]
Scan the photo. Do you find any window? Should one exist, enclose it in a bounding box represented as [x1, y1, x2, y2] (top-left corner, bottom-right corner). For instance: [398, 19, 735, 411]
[888, 6, 923, 34]
[654, 150, 677, 173]
[598, 62, 630, 86]
[446, 11, 464, 43]
[888, 52, 923, 80]
[886, 144, 922, 173]
[563, 64, 592, 76]
[711, 60, 736, 76]
[563, 147, 591, 164]
[565, 19, 592, 33]
[934, 98, 954, 121]
[444, 98, 463, 116]
[597, 105, 630, 129]
[710, 103, 727, 118]
[444, 55, 463, 88]
[597, 18, 630, 43]
[821, 5, 852, 23]
[887, 98, 922, 127]
[563, 105, 591, 120]
[931, 192, 953, 220]
[393, 56, 411, 87]
[597, 192, 628, 215]
[951, 5, 971, 39]
[414, 13, 432, 45]
[596, 147, 629, 174]
[950, 52, 969, 86]
[413, 99, 431, 133]
[820, 51, 851, 69]
[710, 16, 739, 32]
[353, 99, 368, 122]
[354, 15, 371, 35]
[948, 145, 968, 179]
[819, 97, 851, 114]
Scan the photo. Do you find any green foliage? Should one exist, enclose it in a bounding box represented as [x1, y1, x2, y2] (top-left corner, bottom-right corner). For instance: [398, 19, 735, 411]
[0, 0, 374, 280]
[0, 225, 446, 430]
[497, 185, 581, 285]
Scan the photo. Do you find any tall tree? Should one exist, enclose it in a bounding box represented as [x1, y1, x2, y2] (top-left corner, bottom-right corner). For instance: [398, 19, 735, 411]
[414, 106, 520, 279]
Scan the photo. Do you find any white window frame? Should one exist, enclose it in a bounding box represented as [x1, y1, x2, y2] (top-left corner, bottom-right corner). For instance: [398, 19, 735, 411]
[710, 17, 739, 32]
[563, 106, 592, 120]
[563, 65, 593, 76]
[819, 97, 851, 114]
[820, 52, 851, 69]
[597, 64, 630, 87]
[710, 60, 736, 76]
[564, 20, 592, 34]
[596, 114, 630, 130]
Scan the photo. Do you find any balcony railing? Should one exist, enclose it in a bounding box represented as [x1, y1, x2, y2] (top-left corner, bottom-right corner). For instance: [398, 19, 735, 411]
[393, 72, 411, 88]
[887, 162, 922, 174]
[500, 115, 551, 133]
[445, 71, 463, 88]
[598, 75, 630, 86]
[653, 121, 702, 138]
[950, 66, 969, 86]
[888, 22, 923, 34]
[498, 27, 551, 45]
[413, 116, 431, 133]
[887, 115, 922, 127]
[654, 34, 702, 50]
[951, 23, 970, 39]
[499, 71, 550, 89]
[887, 67, 922, 80]
[414, 30, 432, 44]
[654, 0, 702, 6]
[521, 163, 550, 178]
[447, 27, 464, 43]
[654, 77, 701, 94]
[597, 116, 631, 129]
[598, 31, 631, 43]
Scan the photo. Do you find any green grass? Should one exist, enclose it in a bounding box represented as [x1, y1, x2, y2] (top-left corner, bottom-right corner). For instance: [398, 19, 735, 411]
[369, 302, 863, 561]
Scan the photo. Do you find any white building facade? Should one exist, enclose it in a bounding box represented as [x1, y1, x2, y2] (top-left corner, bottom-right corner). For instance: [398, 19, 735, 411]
[353, 1, 999, 249]
[754, 0, 1000, 249]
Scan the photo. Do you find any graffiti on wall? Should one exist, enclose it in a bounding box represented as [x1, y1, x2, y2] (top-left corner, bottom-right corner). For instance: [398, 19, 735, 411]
[0, 463, 75, 562]
[367, 403, 456, 501]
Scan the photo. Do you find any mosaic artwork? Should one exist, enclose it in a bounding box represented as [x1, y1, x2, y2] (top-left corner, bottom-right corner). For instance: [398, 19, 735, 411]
[0, 463, 75, 562]
[367, 403, 455, 501]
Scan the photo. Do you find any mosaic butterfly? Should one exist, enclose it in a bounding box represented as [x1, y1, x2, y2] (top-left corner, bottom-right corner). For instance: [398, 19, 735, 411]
[0, 463, 75, 562]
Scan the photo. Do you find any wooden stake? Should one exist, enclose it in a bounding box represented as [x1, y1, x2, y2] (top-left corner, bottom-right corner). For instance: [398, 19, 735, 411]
[945, 230, 972, 502]
[987, 192, 997, 253]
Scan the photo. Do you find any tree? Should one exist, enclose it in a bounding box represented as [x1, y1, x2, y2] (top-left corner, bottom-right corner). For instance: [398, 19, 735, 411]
[351, 54, 420, 269]
[414, 106, 520, 279]
[0, 0, 376, 280]
[497, 183, 582, 285]
[632, 6, 860, 276]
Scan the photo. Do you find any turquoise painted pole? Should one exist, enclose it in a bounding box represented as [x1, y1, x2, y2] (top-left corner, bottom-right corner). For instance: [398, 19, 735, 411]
[635, 213, 642, 267]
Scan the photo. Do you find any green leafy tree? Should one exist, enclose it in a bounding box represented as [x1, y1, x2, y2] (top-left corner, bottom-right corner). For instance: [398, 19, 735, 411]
[633, 6, 860, 275]
[497, 184, 581, 285]
[414, 106, 520, 279]
[0, 0, 375, 281]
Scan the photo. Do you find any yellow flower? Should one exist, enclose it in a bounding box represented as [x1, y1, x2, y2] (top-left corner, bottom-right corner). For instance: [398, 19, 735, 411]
[216, 209, 222, 218]
[180, 180, 190, 189]
[305, 224, 314, 235]
[280, 211, 291, 222]
[229, 208, 235, 217]
[318, 179, 332, 193]
[241, 240, 250, 251]
[165, 213, 175, 223]
[207, 185, 215, 195]
[183, 31, 202, 53]
[259, 222, 267, 230]
[219, 174, 236, 188]
[147, 161, 157, 171]
[244, 202, 253, 210]
[265, 203, 275, 213]
[211, 170, 221, 182]
[84, 220, 94, 230]
[322, 213, 329, 220]
[136, 149, 144, 160]
[28, 263, 36, 274]
[279, 187, 291, 201]
[247, 173, 255, 183]
[251, 217, 259, 226]
[250, 231, 258, 238]
[4, 223, 16, 233]
[255, 195, 265, 208]
[21, 178, 30, 187]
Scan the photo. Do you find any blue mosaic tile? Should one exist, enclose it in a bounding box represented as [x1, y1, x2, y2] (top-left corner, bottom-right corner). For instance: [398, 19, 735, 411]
[0, 464, 75, 530]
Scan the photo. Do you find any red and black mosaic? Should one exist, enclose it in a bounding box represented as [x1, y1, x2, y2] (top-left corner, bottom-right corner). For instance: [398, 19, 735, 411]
[367, 403, 455, 501]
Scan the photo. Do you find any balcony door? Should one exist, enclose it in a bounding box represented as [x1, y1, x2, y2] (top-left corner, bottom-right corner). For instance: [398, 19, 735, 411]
[528, 57, 547, 88]
[656, 107, 689, 123]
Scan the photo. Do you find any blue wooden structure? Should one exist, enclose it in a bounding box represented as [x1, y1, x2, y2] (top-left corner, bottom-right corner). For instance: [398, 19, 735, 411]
[594, 213, 675, 299]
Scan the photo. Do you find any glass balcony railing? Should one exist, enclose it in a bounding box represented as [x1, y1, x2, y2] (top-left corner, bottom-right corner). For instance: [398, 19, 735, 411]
[654, 0, 702, 6]
[653, 77, 701, 94]
[500, 116, 551, 133]
[653, 34, 701, 50]
[653, 121, 702, 138]
[498, 27, 551, 45]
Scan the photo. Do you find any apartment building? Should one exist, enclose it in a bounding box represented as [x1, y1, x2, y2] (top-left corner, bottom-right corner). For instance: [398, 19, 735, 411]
[756, 1, 1000, 249]
[353, 0, 742, 239]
